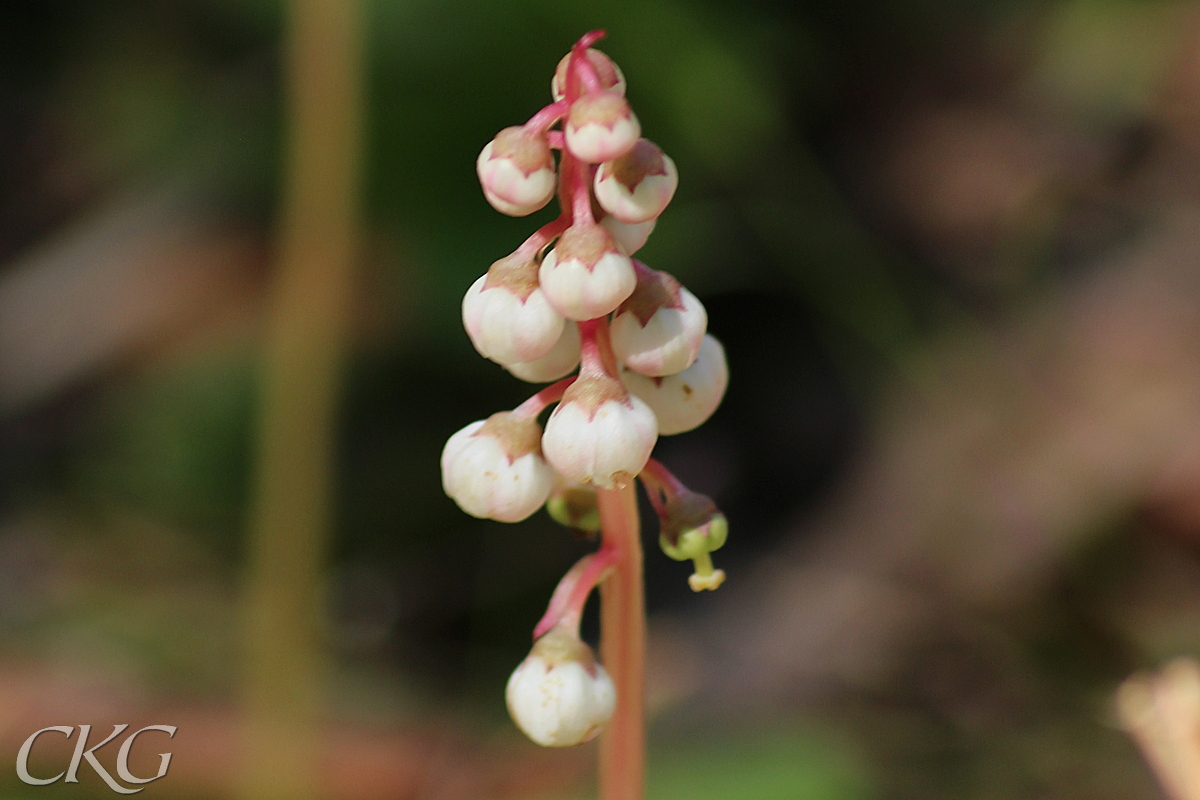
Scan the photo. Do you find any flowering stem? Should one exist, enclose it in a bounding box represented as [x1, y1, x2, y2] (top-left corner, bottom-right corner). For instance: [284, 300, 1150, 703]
[637, 472, 668, 518]
[597, 482, 645, 800]
[512, 215, 571, 262]
[578, 318, 607, 379]
[523, 99, 568, 134]
[571, 30, 607, 94]
[640, 456, 687, 496]
[566, 151, 595, 225]
[512, 375, 576, 420]
[533, 546, 618, 639]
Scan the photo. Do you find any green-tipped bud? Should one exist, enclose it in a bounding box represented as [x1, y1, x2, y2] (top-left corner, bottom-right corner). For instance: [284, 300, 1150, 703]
[658, 492, 726, 560]
[546, 485, 602, 533]
[659, 512, 727, 561]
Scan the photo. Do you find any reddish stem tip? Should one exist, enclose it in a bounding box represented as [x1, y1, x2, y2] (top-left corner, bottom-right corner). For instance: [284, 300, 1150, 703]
[577, 30, 607, 50]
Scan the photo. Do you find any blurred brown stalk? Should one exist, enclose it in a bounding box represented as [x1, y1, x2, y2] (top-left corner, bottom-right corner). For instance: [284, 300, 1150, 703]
[239, 1, 363, 799]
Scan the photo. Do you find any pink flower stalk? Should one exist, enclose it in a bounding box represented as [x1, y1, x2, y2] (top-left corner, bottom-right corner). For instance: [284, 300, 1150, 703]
[443, 31, 732, 800]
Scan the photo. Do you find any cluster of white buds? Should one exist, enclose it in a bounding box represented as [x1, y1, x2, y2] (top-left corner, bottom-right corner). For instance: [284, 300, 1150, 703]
[444, 31, 731, 749]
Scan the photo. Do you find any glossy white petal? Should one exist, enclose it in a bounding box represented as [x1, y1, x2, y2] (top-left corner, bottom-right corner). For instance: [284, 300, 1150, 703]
[505, 322, 581, 383]
[441, 420, 555, 522]
[542, 394, 658, 488]
[601, 216, 655, 255]
[621, 335, 728, 435]
[539, 249, 636, 321]
[611, 286, 707, 377]
[462, 276, 565, 365]
[594, 152, 677, 223]
[477, 144, 555, 213]
[506, 654, 615, 747]
[565, 115, 640, 163]
[552, 49, 626, 102]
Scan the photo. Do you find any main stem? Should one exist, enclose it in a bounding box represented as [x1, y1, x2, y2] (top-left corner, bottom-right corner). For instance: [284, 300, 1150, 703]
[597, 483, 645, 800]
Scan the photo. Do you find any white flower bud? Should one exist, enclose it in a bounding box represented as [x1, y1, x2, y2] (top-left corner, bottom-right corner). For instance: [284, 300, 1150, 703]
[601, 215, 655, 255]
[505, 322, 581, 383]
[477, 127, 557, 217]
[506, 627, 616, 747]
[552, 48, 626, 102]
[441, 413, 555, 522]
[539, 223, 636, 321]
[594, 140, 678, 223]
[542, 374, 658, 488]
[565, 92, 640, 164]
[462, 253, 565, 365]
[622, 334, 728, 435]
[610, 268, 706, 377]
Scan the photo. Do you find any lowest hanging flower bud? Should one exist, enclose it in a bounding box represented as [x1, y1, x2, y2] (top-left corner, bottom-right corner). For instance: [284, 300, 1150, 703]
[506, 625, 616, 747]
[505, 322, 581, 384]
[542, 373, 657, 489]
[610, 265, 706, 377]
[565, 91, 640, 164]
[594, 139, 678, 224]
[539, 222, 636, 321]
[551, 48, 625, 102]
[463, 251, 565, 366]
[657, 489, 728, 591]
[441, 412, 554, 523]
[477, 127, 557, 217]
[622, 334, 728, 434]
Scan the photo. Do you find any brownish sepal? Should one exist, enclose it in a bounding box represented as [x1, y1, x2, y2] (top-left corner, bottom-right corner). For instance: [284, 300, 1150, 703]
[476, 411, 543, 462]
[618, 265, 685, 326]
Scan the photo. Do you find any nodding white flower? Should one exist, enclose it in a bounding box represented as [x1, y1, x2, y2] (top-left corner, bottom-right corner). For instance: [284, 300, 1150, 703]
[542, 373, 658, 489]
[610, 267, 706, 377]
[477, 127, 557, 217]
[552, 48, 626, 102]
[658, 495, 727, 561]
[565, 91, 640, 164]
[505, 322, 581, 384]
[506, 627, 616, 747]
[601, 215, 655, 255]
[622, 334, 728, 435]
[441, 413, 555, 523]
[594, 140, 678, 224]
[462, 253, 565, 365]
[539, 223, 636, 321]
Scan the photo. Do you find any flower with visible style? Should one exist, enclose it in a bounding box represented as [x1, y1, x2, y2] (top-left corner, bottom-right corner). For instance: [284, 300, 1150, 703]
[450, 33, 734, 760]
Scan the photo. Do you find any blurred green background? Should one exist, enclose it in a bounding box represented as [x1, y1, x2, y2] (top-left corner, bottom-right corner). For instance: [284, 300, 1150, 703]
[4, 0, 1200, 797]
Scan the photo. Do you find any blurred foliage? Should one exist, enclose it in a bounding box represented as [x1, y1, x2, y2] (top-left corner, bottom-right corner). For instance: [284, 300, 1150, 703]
[3, 0, 1200, 797]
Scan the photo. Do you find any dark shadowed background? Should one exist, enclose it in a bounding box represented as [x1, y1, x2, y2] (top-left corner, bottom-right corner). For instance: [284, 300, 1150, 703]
[2, 0, 1200, 797]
